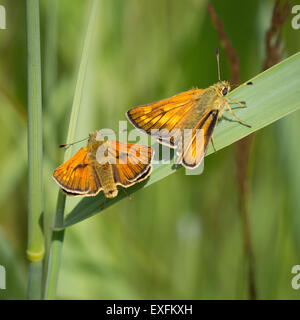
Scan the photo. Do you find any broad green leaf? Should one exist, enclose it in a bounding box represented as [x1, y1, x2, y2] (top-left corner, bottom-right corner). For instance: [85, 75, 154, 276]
[58, 51, 300, 229]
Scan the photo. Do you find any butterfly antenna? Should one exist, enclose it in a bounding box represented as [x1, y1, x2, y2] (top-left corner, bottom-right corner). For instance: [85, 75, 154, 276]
[216, 48, 221, 81]
[59, 137, 89, 149]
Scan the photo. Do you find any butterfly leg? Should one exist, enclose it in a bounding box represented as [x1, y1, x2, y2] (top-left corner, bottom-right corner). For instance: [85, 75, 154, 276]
[226, 97, 247, 108]
[122, 187, 132, 200]
[99, 196, 107, 211]
[211, 136, 217, 153]
[225, 102, 251, 128]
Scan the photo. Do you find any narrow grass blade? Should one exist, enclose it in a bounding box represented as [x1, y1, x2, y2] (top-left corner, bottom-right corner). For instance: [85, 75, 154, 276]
[26, 0, 44, 299]
[44, 0, 99, 299]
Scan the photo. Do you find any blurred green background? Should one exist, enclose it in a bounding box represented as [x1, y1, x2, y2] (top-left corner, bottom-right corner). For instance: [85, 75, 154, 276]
[0, 0, 300, 299]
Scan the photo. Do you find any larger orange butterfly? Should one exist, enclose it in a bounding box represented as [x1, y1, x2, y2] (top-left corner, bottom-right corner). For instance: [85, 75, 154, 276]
[126, 52, 251, 169]
[53, 131, 154, 198]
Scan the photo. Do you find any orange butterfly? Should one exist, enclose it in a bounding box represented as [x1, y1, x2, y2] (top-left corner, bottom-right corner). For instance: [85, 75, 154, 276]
[126, 53, 251, 169]
[53, 131, 154, 198]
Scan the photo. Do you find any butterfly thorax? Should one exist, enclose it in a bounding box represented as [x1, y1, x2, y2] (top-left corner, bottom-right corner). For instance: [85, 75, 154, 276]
[206, 80, 231, 118]
[87, 131, 105, 153]
[188, 80, 230, 126]
[87, 131, 118, 198]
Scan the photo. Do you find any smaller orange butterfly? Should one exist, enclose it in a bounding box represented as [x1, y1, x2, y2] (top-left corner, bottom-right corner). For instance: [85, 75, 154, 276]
[53, 131, 154, 198]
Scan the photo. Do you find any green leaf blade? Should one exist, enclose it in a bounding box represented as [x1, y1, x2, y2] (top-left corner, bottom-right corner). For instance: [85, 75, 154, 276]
[61, 51, 300, 229]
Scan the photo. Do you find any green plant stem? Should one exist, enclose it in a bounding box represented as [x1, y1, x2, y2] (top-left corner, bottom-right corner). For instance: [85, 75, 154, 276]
[44, 0, 58, 103]
[26, 0, 44, 300]
[42, 0, 58, 293]
[43, 192, 65, 299]
[236, 137, 256, 299]
[43, 0, 99, 299]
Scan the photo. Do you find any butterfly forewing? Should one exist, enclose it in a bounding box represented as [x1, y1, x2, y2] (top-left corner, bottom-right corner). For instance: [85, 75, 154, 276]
[126, 89, 207, 147]
[53, 147, 102, 195]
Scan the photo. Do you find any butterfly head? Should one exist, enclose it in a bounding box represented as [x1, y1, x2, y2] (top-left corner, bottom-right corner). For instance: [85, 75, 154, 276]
[88, 131, 106, 152]
[88, 131, 97, 142]
[214, 80, 231, 97]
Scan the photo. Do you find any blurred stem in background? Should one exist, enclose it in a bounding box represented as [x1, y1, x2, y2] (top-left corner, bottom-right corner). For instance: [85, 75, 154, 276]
[43, 0, 99, 299]
[262, 0, 290, 71]
[208, 2, 257, 299]
[208, 0, 290, 299]
[26, 0, 45, 299]
[237, 0, 289, 299]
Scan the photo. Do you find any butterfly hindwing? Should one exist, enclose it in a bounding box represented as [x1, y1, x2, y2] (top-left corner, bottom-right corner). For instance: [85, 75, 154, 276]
[105, 140, 153, 187]
[181, 110, 219, 168]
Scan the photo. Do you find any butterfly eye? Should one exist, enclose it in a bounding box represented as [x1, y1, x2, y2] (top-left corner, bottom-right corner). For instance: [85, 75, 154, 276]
[222, 87, 228, 96]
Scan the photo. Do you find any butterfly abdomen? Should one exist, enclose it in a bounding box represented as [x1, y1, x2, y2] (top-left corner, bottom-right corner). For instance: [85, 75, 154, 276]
[97, 163, 118, 198]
